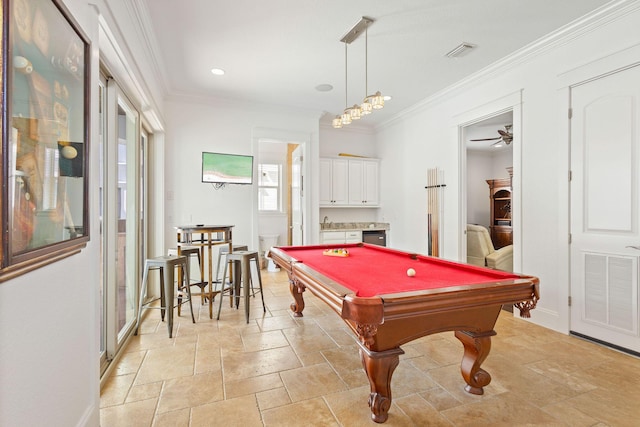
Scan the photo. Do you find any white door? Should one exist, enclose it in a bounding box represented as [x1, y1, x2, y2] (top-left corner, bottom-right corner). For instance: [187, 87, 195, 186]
[363, 160, 379, 205]
[348, 160, 364, 205]
[570, 64, 640, 353]
[319, 158, 332, 206]
[291, 145, 303, 245]
[331, 159, 349, 205]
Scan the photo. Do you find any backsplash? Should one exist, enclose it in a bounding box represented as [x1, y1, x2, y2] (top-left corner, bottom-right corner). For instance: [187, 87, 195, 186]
[320, 222, 389, 231]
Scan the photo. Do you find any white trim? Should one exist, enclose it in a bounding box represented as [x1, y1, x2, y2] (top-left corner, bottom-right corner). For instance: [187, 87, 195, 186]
[378, 0, 640, 131]
[555, 46, 640, 335]
[96, 6, 165, 131]
[454, 91, 523, 272]
[128, 0, 172, 96]
[166, 91, 326, 120]
[251, 128, 314, 251]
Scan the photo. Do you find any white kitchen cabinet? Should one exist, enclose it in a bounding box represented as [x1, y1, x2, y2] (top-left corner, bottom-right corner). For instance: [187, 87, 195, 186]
[345, 230, 363, 243]
[319, 158, 348, 206]
[320, 157, 380, 207]
[348, 159, 379, 206]
[320, 230, 362, 244]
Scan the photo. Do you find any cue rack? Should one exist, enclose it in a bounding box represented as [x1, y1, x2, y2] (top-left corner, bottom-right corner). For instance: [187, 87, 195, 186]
[425, 168, 446, 257]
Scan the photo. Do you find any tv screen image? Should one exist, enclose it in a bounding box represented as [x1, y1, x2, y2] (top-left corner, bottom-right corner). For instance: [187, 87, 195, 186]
[202, 152, 254, 185]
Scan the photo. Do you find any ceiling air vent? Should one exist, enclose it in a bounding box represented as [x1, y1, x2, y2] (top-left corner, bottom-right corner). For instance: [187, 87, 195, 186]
[445, 42, 476, 58]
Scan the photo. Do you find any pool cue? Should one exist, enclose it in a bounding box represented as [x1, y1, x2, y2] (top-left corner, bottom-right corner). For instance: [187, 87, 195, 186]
[433, 168, 439, 257]
[427, 169, 432, 255]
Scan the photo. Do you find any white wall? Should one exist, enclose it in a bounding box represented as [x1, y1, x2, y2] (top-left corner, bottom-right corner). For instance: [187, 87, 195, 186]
[0, 0, 168, 425]
[467, 151, 493, 227]
[162, 100, 321, 256]
[319, 124, 376, 158]
[0, 2, 100, 426]
[467, 149, 513, 227]
[375, 4, 640, 332]
[318, 123, 381, 226]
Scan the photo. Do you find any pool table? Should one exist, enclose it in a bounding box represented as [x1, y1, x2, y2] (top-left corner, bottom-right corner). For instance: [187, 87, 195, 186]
[268, 243, 539, 423]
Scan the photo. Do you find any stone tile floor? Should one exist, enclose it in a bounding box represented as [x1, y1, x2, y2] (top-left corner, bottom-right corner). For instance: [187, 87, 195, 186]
[101, 270, 640, 426]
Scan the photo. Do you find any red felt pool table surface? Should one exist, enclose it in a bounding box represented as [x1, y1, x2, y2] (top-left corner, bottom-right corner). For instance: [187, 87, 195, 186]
[279, 244, 520, 297]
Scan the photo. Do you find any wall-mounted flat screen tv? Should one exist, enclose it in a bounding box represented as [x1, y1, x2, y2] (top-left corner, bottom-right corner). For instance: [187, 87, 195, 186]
[202, 152, 254, 185]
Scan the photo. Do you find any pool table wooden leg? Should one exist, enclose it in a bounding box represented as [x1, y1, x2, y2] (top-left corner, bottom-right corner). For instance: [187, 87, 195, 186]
[359, 345, 405, 423]
[288, 277, 305, 317]
[455, 330, 497, 395]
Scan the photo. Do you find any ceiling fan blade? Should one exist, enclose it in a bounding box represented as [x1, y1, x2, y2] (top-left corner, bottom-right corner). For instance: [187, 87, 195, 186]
[470, 137, 501, 141]
[498, 130, 512, 138]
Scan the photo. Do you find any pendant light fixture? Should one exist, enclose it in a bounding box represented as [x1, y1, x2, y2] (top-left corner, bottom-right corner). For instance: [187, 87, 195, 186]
[361, 23, 383, 113]
[340, 42, 352, 126]
[332, 16, 385, 129]
[360, 24, 373, 116]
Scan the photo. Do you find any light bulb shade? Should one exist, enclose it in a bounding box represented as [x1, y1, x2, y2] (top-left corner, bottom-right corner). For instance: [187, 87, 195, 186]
[332, 116, 343, 128]
[341, 110, 352, 125]
[370, 91, 384, 109]
[360, 99, 373, 115]
[350, 104, 362, 120]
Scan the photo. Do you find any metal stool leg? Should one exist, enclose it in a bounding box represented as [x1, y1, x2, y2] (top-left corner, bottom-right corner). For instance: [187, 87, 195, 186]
[163, 264, 174, 337]
[217, 256, 232, 320]
[181, 257, 196, 324]
[135, 261, 151, 335]
[242, 257, 251, 323]
[250, 257, 266, 313]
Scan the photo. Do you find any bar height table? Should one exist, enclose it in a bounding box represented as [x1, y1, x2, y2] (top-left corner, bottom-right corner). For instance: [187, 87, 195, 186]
[175, 225, 234, 318]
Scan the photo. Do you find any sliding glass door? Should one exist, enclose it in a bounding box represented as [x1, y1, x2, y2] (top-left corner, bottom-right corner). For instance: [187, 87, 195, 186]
[99, 71, 146, 373]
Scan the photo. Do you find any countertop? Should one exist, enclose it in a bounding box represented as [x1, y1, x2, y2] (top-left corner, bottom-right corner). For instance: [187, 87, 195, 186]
[320, 222, 389, 231]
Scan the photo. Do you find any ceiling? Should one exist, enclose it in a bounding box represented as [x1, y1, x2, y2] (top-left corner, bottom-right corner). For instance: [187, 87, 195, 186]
[141, 0, 611, 128]
[466, 111, 513, 152]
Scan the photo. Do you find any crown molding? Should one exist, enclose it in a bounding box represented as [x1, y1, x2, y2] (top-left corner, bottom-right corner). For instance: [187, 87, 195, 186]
[96, 0, 166, 130]
[376, 0, 640, 131]
[128, 0, 171, 97]
[166, 90, 325, 121]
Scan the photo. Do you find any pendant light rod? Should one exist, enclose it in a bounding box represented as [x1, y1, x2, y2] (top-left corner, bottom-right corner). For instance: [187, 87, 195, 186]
[364, 25, 368, 96]
[344, 42, 348, 107]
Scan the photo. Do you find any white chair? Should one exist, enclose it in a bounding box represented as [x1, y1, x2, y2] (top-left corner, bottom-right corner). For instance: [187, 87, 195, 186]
[466, 224, 513, 272]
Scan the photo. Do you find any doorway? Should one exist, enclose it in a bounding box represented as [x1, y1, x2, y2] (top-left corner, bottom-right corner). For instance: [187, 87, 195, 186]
[254, 133, 307, 267]
[455, 91, 523, 274]
[463, 112, 514, 270]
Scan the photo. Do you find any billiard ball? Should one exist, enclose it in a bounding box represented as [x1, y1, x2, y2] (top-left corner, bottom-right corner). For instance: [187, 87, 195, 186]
[407, 268, 416, 277]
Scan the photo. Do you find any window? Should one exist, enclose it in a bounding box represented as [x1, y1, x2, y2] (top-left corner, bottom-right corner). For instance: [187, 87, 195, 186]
[258, 163, 282, 211]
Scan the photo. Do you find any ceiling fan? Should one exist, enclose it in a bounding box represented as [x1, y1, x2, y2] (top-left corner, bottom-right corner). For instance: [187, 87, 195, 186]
[470, 124, 513, 145]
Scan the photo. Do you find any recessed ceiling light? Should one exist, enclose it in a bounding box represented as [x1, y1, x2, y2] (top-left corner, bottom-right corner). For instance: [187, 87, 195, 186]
[383, 95, 392, 101]
[315, 84, 333, 92]
[211, 68, 225, 76]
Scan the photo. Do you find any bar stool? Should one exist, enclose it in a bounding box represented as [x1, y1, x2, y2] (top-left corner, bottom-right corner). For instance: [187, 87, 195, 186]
[216, 250, 266, 323]
[135, 255, 195, 338]
[168, 246, 205, 308]
[215, 244, 249, 283]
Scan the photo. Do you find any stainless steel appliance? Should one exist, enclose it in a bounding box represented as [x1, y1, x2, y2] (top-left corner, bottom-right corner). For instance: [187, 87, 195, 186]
[362, 230, 386, 247]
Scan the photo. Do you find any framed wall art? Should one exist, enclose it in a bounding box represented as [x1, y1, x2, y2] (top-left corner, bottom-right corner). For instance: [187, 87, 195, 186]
[1, 0, 90, 281]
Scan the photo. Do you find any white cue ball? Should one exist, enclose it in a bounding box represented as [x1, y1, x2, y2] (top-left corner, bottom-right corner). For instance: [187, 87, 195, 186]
[407, 268, 416, 277]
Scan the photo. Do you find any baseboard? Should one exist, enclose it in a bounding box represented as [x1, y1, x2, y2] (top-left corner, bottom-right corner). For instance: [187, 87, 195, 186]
[570, 331, 640, 358]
